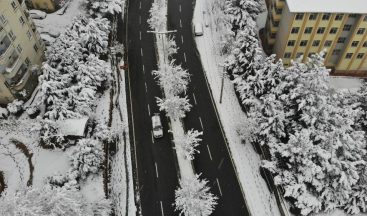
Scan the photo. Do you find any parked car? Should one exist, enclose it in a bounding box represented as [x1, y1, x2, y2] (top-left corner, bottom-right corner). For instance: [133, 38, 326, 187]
[29, 10, 47, 19]
[194, 22, 204, 36]
[152, 113, 163, 138]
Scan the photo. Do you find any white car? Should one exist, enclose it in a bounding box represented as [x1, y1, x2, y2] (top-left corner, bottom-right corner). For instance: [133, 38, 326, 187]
[29, 10, 47, 19]
[152, 113, 163, 138]
[194, 22, 204, 36]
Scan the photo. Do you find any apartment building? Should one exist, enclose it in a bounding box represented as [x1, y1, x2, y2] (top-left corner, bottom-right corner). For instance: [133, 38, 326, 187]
[263, 0, 367, 76]
[0, 0, 44, 104]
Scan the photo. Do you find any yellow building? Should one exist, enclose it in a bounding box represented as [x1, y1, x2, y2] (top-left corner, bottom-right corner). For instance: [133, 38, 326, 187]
[0, 0, 44, 104]
[30, 0, 56, 12]
[264, 0, 367, 76]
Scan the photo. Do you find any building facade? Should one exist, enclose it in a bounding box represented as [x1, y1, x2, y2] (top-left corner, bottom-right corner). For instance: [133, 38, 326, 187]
[264, 0, 367, 76]
[0, 0, 44, 104]
[30, 0, 56, 12]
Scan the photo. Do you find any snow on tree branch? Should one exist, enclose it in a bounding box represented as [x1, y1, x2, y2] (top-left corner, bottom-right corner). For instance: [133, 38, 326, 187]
[175, 129, 203, 160]
[147, 0, 167, 31]
[156, 96, 192, 120]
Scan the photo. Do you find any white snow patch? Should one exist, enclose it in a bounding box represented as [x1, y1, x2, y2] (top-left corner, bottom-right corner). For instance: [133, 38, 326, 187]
[286, 0, 367, 14]
[329, 76, 363, 91]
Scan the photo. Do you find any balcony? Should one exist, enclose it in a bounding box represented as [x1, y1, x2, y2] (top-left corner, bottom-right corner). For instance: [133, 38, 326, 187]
[6, 63, 28, 88]
[5, 50, 20, 71]
[0, 36, 11, 58]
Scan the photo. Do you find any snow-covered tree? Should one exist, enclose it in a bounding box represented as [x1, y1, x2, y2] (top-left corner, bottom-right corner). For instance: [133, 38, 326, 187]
[39, 120, 67, 149]
[165, 35, 178, 57]
[152, 60, 190, 96]
[70, 139, 104, 179]
[175, 129, 203, 160]
[156, 96, 192, 120]
[85, 0, 123, 17]
[148, 0, 167, 31]
[175, 174, 218, 216]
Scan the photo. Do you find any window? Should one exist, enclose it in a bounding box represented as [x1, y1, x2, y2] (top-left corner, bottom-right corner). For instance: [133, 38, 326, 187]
[332, 49, 341, 55]
[312, 40, 320, 46]
[317, 27, 325, 34]
[322, 13, 330, 20]
[287, 40, 295, 46]
[324, 40, 332, 47]
[304, 27, 313, 34]
[351, 41, 359, 47]
[363, 41, 367, 47]
[8, 30, 16, 41]
[275, 8, 282, 15]
[309, 13, 317, 20]
[357, 28, 365, 34]
[26, 30, 32, 39]
[33, 44, 38, 52]
[357, 53, 364, 59]
[10, 1, 17, 10]
[284, 52, 291, 58]
[19, 16, 25, 26]
[349, 14, 357, 18]
[343, 24, 352, 31]
[335, 14, 343, 20]
[295, 13, 304, 20]
[291, 27, 299, 34]
[25, 57, 30, 66]
[296, 52, 303, 58]
[337, 37, 346, 43]
[17, 44, 22, 53]
[329, 27, 338, 34]
[0, 14, 7, 25]
[345, 53, 353, 59]
[300, 40, 308, 46]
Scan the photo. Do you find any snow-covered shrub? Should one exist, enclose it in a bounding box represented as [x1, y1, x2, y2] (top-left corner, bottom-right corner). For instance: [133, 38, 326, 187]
[47, 170, 79, 190]
[156, 96, 192, 120]
[39, 120, 67, 149]
[85, 0, 123, 17]
[175, 174, 218, 216]
[70, 139, 104, 180]
[175, 129, 203, 160]
[0, 107, 9, 119]
[0, 186, 111, 216]
[7, 99, 24, 115]
[92, 121, 116, 143]
[26, 106, 40, 119]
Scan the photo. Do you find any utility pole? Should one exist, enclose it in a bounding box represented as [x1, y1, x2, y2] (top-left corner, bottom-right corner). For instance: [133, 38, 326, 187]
[219, 64, 225, 104]
[147, 30, 177, 65]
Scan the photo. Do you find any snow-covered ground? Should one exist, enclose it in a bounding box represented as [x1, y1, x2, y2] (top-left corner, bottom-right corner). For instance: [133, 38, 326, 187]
[193, 0, 282, 215]
[33, 0, 85, 38]
[329, 76, 363, 91]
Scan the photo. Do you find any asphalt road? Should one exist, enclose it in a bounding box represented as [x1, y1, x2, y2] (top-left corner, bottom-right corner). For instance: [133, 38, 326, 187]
[167, 0, 251, 215]
[119, 0, 180, 215]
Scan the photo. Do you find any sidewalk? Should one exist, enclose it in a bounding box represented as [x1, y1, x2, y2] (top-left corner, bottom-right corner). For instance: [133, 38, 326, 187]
[193, 0, 282, 215]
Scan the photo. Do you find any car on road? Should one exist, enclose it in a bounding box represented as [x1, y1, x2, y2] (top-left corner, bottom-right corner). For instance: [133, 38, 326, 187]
[152, 113, 163, 138]
[194, 22, 204, 36]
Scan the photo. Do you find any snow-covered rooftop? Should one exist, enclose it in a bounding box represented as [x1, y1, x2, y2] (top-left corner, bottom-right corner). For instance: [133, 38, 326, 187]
[58, 117, 89, 137]
[286, 0, 367, 14]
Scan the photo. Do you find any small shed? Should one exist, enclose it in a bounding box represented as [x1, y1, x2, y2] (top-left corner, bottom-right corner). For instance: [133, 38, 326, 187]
[57, 117, 89, 139]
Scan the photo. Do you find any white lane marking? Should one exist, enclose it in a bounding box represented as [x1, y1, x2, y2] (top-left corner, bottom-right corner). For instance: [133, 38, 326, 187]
[181, 35, 184, 44]
[193, 93, 197, 105]
[141, 48, 143, 57]
[142, 64, 145, 72]
[160, 201, 165, 216]
[199, 117, 204, 130]
[207, 145, 213, 161]
[155, 162, 159, 178]
[139, 31, 142, 40]
[216, 178, 223, 196]
[147, 103, 151, 116]
[139, 16, 141, 24]
[180, 19, 182, 28]
[151, 131, 154, 143]
[179, 5, 181, 12]
[139, 1, 141, 9]
[183, 52, 187, 62]
[218, 157, 224, 170]
[145, 82, 148, 93]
